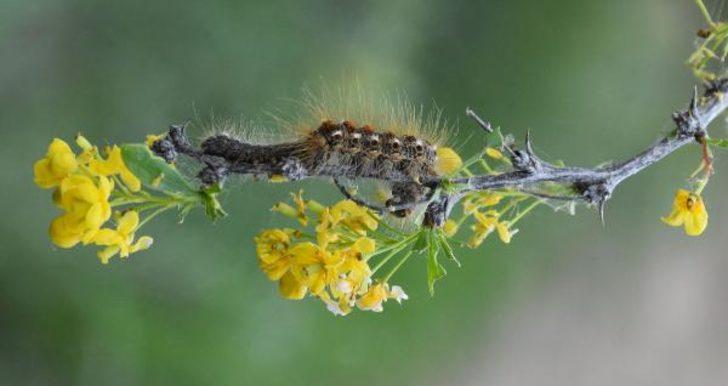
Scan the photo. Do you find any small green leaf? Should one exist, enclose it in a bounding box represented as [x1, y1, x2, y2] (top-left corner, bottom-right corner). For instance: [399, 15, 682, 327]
[201, 183, 228, 221]
[438, 231, 461, 267]
[487, 126, 504, 149]
[707, 138, 728, 148]
[426, 231, 446, 296]
[412, 230, 429, 254]
[121, 144, 197, 195]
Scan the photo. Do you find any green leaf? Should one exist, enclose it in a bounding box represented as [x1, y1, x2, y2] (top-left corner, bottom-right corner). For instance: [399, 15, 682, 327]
[487, 126, 504, 149]
[426, 231, 446, 296]
[412, 230, 429, 254]
[438, 231, 461, 267]
[707, 138, 728, 148]
[201, 183, 228, 221]
[552, 159, 566, 168]
[121, 144, 197, 195]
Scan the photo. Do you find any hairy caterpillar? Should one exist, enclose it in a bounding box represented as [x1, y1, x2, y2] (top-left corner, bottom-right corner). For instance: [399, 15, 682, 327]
[152, 88, 456, 216]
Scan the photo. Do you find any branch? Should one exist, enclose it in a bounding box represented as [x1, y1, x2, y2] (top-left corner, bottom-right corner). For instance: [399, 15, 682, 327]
[423, 78, 728, 226]
[152, 78, 728, 228]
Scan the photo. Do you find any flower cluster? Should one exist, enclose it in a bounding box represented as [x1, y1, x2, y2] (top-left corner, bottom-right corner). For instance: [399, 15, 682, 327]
[439, 145, 541, 248]
[34, 136, 154, 263]
[256, 193, 409, 315]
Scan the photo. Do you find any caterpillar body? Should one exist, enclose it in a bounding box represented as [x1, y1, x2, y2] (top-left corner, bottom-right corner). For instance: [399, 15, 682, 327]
[201, 120, 439, 183]
[153, 91, 454, 216]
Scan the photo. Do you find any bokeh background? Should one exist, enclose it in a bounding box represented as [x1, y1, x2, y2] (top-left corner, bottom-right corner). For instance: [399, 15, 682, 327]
[3, 1, 728, 385]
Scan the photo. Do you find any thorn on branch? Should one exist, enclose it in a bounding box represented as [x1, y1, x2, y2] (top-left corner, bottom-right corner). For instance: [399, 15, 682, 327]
[574, 181, 612, 223]
[465, 107, 493, 133]
[672, 89, 704, 139]
[509, 131, 547, 173]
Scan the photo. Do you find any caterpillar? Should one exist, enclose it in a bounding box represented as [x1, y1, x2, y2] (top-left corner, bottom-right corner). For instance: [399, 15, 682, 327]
[152, 89, 456, 217]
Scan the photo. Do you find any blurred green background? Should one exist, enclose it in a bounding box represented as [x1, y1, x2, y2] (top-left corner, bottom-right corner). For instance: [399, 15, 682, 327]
[3, 1, 728, 385]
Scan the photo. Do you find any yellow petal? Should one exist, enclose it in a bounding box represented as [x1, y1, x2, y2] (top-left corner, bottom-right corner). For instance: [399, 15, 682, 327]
[97, 176, 113, 199]
[307, 268, 327, 296]
[49, 216, 83, 248]
[271, 202, 297, 219]
[117, 211, 140, 235]
[661, 209, 685, 227]
[684, 211, 708, 236]
[75, 134, 94, 151]
[48, 138, 73, 156]
[674, 189, 691, 206]
[485, 147, 504, 160]
[279, 271, 308, 300]
[291, 242, 322, 266]
[97, 246, 120, 264]
[84, 203, 106, 230]
[356, 284, 387, 312]
[268, 174, 288, 183]
[33, 159, 56, 188]
[120, 169, 141, 192]
[93, 228, 121, 246]
[145, 133, 166, 148]
[353, 237, 376, 255]
[260, 259, 290, 281]
[435, 147, 463, 175]
[131, 236, 154, 253]
[496, 222, 512, 244]
[443, 219, 459, 237]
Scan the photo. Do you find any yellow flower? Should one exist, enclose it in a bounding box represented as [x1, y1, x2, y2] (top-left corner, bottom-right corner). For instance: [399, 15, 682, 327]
[74, 134, 98, 164]
[92, 211, 153, 264]
[268, 174, 288, 183]
[463, 192, 503, 214]
[145, 133, 166, 148]
[331, 200, 378, 234]
[485, 147, 504, 160]
[255, 229, 295, 280]
[315, 208, 341, 248]
[50, 175, 114, 247]
[271, 191, 311, 226]
[90, 145, 141, 192]
[49, 215, 87, 248]
[320, 292, 351, 316]
[435, 147, 463, 175]
[351, 237, 376, 255]
[443, 219, 459, 237]
[495, 221, 515, 244]
[357, 283, 388, 312]
[306, 199, 326, 215]
[467, 210, 513, 247]
[279, 271, 308, 299]
[291, 190, 308, 226]
[333, 237, 375, 294]
[291, 242, 344, 296]
[34, 138, 78, 189]
[271, 202, 297, 219]
[388, 285, 408, 304]
[661, 189, 708, 236]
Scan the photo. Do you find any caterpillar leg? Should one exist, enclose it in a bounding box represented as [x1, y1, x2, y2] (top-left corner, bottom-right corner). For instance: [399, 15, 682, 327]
[332, 179, 437, 218]
[333, 178, 386, 215]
